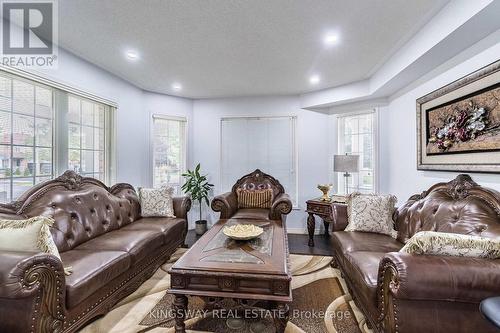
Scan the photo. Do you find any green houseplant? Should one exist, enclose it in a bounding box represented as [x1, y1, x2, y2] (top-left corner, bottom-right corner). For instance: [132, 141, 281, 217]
[181, 163, 214, 235]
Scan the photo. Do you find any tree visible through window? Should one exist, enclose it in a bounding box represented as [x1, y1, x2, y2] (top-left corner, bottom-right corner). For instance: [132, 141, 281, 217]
[0, 70, 116, 203]
[152, 116, 186, 192]
[68, 95, 107, 181]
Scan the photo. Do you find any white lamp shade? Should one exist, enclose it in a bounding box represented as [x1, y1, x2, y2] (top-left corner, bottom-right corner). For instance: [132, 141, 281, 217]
[334, 155, 359, 173]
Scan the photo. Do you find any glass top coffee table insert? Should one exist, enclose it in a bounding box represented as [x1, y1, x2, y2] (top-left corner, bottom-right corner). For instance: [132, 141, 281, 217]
[171, 218, 288, 275]
[201, 219, 273, 264]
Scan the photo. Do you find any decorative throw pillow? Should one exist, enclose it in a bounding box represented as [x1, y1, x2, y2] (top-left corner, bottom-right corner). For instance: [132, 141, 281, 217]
[237, 188, 273, 209]
[345, 192, 398, 238]
[0, 216, 72, 275]
[400, 231, 500, 259]
[139, 185, 176, 217]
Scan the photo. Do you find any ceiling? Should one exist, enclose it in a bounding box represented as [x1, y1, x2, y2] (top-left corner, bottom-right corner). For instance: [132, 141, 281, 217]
[57, 0, 449, 99]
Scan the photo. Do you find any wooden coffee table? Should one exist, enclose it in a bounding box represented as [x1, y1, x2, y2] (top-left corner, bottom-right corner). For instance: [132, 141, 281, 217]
[168, 218, 292, 332]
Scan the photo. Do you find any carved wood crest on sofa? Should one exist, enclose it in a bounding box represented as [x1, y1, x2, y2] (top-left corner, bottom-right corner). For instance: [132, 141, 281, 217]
[0, 171, 191, 333]
[331, 174, 500, 333]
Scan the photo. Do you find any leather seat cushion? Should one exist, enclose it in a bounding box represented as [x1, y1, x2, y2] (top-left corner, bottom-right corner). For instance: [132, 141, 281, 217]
[121, 217, 187, 245]
[61, 249, 131, 308]
[331, 231, 403, 255]
[342, 251, 386, 319]
[76, 229, 164, 263]
[232, 208, 269, 220]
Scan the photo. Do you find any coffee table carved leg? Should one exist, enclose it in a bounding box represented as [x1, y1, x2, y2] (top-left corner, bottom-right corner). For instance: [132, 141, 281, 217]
[323, 219, 329, 236]
[274, 302, 290, 333]
[173, 294, 188, 333]
[307, 213, 315, 247]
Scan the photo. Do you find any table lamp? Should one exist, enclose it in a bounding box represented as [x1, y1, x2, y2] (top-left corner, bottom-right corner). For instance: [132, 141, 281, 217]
[334, 154, 360, 194]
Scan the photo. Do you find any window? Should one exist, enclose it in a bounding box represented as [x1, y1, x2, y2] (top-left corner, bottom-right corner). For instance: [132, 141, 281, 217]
[67, 95, 109, 181]
[221, 116, 297, 205]
[0, 76, 54, 202]
[337, 111, 377, 194]
[0, 70, 116, 203]
[152, 115, 187, 192]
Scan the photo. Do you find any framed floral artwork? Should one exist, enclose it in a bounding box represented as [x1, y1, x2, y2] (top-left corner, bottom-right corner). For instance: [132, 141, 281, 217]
[417, 59, 500, 173]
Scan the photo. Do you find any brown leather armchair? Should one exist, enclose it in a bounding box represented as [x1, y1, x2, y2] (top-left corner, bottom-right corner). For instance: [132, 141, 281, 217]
[211, 169, 293, 221]
[331, 174, 500, 333]
[0, 171, 191, 333]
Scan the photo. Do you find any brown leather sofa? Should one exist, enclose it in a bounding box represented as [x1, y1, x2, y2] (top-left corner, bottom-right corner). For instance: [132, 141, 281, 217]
[332, 174, 500, 333]
[211, 169, 293, 221]
[0, 171, 191, 333]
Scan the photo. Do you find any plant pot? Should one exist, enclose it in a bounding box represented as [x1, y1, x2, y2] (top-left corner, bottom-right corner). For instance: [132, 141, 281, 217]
[195, 220, 208, 235]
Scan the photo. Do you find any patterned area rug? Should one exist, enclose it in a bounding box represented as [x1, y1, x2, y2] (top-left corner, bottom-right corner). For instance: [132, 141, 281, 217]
[79, 249, 372, 333]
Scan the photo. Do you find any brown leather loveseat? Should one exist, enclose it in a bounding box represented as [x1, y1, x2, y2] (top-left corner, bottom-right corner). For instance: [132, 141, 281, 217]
[0, 171, 191, 333]
[331, 175, 500, 333]
[211, 169, 293, 221]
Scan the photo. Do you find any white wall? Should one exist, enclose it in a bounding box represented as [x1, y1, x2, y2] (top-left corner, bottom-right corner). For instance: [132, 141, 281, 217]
[379, 37, 500, 204]
[192, 96, 330, 231]
[30, 48, 192, 188]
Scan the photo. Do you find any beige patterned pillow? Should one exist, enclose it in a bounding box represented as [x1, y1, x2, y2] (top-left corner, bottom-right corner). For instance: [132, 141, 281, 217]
[139, 186, 175, 217]
[0, 216, 72, 275]
[400, 231, 500, 259]
[345, 192, 397, 238]
[236, 188, 273, 208]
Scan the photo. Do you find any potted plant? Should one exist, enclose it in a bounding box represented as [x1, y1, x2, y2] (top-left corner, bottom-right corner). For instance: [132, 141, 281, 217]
[181, 163, 214, 235]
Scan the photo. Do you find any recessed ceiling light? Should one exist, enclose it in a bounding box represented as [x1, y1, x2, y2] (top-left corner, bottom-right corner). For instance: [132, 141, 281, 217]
[309, 75, 320, 85]
[172, 83, 182, 91]
[323, 33, 340, 46]
[125, 50, 139, 61]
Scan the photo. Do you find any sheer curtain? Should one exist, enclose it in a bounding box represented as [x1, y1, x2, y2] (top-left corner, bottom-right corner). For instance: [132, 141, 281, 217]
[220, 116, 297, 205]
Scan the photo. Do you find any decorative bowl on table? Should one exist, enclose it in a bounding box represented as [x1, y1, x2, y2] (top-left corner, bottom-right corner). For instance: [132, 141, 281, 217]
[317, 183, 333, 201]
[223, 224, 264, 240]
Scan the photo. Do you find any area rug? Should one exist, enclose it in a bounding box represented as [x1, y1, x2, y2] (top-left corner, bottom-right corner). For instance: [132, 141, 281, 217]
[79, 249, 372, 333]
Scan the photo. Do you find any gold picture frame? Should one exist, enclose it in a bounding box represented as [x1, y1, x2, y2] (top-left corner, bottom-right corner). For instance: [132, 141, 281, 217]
[416, 59, 500, 173]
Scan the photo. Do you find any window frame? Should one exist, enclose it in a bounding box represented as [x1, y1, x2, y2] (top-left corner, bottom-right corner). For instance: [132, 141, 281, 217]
[150, 114, 188, 191]
[219, 115, 299, 207]
[336, 109, 379, 194]
[0, 74, 56, 202]
[0, 66, 117, 203]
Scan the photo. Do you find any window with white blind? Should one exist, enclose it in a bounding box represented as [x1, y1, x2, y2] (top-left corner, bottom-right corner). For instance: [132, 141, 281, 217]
[221, 116, 297, 205]
[337, 111, 377, 194]
[0, 70, 116, 203]
[152, 115, 187, 192]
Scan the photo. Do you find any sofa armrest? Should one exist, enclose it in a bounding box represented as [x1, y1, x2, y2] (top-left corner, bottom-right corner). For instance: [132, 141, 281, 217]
[0, 251, 66, 332]
[379, 252, 500, 303]
[173, 196, 192, 219]
[269, 193, 293, 220]
[211, 192, 238, 219]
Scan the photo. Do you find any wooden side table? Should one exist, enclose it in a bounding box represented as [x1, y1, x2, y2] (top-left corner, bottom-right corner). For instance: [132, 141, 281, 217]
[306, 198, 348, 247]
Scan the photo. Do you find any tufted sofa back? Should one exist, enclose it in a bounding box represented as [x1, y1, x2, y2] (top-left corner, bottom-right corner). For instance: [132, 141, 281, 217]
[231, 169, 285, 199]
[395, 174, 500, 243]
[8, 171, 141, 252]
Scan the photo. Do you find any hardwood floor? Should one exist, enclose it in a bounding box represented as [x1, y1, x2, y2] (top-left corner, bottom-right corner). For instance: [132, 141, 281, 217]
[184, 229, 335, 256]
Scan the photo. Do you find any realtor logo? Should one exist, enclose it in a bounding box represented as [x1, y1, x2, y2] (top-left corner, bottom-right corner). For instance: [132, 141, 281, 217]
[1, 0, 58, 68]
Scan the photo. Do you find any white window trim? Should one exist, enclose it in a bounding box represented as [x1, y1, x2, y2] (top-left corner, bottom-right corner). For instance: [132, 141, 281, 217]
[0, 67, 118, 193]
[336, 108, 379, 193]
[219, 115, 299, 207]
[0, 65, 117, 108]
[150, 114, 188, 189]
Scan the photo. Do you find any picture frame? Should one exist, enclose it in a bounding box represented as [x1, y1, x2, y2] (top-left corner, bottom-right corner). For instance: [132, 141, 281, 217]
[416, 59, 500, 173]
